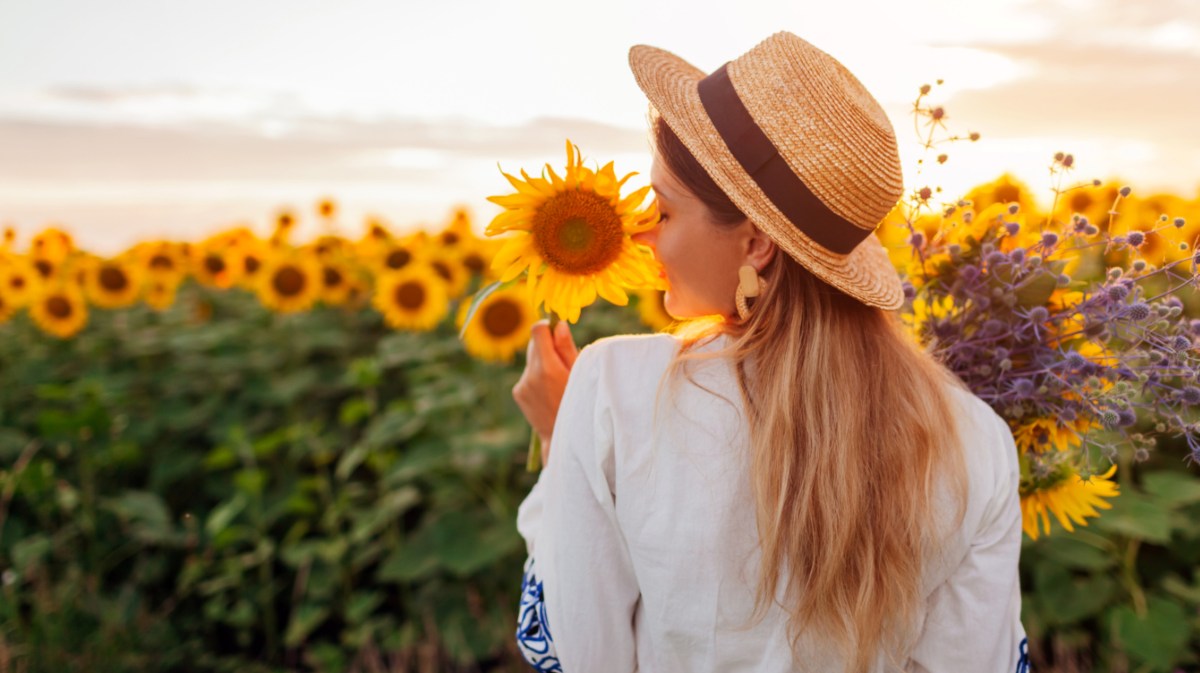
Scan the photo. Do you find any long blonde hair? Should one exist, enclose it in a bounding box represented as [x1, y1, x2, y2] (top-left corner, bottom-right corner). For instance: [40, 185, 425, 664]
[651, 114, 971, 672]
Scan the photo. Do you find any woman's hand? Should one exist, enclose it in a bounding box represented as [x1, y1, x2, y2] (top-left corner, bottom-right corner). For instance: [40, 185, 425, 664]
[512, 320, 579, 467]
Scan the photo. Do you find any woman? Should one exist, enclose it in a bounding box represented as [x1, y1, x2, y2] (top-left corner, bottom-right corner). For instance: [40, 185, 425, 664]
[511, 31, 1029, 673]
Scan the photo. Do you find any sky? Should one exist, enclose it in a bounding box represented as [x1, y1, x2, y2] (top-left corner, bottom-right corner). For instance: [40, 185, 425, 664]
[1, 0, 1198, 255]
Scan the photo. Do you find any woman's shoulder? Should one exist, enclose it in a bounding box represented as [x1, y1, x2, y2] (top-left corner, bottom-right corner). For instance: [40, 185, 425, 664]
[580, 331, 682, 362]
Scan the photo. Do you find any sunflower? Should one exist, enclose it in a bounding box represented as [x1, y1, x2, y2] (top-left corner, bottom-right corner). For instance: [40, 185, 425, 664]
[457, 236, 501, 281]
[229, 236, 269, 290]
[85, 257, 142, 309]
[457, 286, 537, 363]
[273, 209, 297, 240]
[1012, 416, 1095, 453]
[485, 139, 666, 323]
[0, 287, 16, 323]
[318, 260, 356, 306]
[635, 289, 674, 332]
[436, 206, 476, 250]
[0, 256, 41, 308]
[256, 251, 322, 314]
[30, 227, 75, 262]
[370, 237, 425, 277]
[316, 198, 337, 220]
[137, 241, 188, 284]
[29, 282, 88, 339]
[308, 234, 350, 260]
[373, 264, 449, 331]
[192, 239, 242, 289]
[144, 277, 180, 312]
[427, 250, 470, 299]
[1021, 462, 1119, 540]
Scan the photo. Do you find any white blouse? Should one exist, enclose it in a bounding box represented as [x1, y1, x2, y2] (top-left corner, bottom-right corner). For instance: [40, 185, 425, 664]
[515, 332, 1030, 672]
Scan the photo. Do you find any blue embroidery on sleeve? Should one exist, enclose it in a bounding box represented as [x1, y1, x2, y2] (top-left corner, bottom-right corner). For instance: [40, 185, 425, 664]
[1015, 636, 1030, 673]
[517, 556, 563, 672]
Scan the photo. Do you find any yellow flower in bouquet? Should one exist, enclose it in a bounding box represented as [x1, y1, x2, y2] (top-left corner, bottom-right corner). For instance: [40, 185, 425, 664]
[485, 140, 666, 323]
[1021, 463, 1119, 540]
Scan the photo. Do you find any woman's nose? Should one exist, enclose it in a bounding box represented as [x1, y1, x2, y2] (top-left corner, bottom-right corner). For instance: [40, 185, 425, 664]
[631, 226, 657, 252]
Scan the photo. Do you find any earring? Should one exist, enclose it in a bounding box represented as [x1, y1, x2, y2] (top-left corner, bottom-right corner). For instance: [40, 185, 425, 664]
[735, 264, 765, 321]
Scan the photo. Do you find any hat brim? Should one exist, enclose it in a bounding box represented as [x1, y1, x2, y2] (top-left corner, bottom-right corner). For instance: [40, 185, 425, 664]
[628, 43, 905, 311]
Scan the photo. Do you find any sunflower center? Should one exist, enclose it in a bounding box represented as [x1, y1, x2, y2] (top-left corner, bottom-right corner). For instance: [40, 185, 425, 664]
[99, 266, 129, 292]
[323, 266, 343, 288]
[245, 255, 261, 274]
[34, 260, 53, 278]
[395, 281, 426, 310]
[386, 249, 411, 270]
[149, 254, 175, 271]
[441, 232, 460, 246]
[47, 295, 72, 319]
[432, 261, 453, 283]
[463, 253, 485, 275]
[11, 276, 25, 290]
[482, 299, 522, 338]
[273, 266, 306, 297]
[532, 191, 624, 275]
[204, 254, 226, 275]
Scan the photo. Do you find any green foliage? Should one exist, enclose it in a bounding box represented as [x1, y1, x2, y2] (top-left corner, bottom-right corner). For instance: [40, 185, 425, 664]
[1021, 438, 1200, 671]
[0, 282, 646, 672]
[2, 281, 1199, 671]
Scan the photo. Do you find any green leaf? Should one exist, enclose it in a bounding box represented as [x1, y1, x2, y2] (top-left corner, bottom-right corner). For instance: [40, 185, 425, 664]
[206, 493, 248, 539]
[377, 519, 442, 583]
[1033, 534, 1115, 571]
[1142, 471, 1200, 508]
[233, 468, 266, 497]
[345, 591, 384, 625]
[1092, 492, 1173, 544]
[11, 534, 52, 574]
[1014, 269, 1058, 309]
[1111, 596, 1191, 669]
[103, 490, 177, 545]
[284, 602, 330, 647]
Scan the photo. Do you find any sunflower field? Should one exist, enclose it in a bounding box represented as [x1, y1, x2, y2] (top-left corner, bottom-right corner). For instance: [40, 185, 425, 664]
[1, 174, 1199, 672]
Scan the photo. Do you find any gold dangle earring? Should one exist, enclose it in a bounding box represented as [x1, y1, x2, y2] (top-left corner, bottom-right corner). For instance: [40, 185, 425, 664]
[735, 264, 765, 321]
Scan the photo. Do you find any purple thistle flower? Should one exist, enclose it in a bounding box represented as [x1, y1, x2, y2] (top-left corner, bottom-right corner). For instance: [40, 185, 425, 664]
[1041, 232, 1059, 247]
[1012, 378, 1035, 396]
[986, 251, 1007, 266]
[1101, 410, 1121, 428]
[1108, 285, 1130, 301]
[1190, 319, 1200, 336]
[1117, 409, 1138, 427]
[1127, 303, 1151, 321]
[1010, 248, 1026, 264]
[1029, 306, 1049, 323]
[1181, 387, 1200, 405]
[1005, 222, 1021, 236]
[1065, 351, 1087, 369]
[1126, 231, 1145, 247]
[909, 232, 925, 248]
[1174, 335, 1193, 351]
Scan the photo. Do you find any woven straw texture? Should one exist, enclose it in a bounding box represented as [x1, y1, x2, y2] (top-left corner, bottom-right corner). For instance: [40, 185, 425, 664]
[628, 31, 906, 310]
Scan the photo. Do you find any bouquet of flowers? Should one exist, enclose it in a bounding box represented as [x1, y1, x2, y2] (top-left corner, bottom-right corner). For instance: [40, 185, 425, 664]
[887, 84, 1200, 539]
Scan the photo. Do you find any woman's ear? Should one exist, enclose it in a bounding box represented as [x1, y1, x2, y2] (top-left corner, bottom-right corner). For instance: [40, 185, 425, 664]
[743, 222, 777, 272]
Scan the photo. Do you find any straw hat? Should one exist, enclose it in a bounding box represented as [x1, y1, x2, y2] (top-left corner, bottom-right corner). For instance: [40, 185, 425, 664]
[628, 31, 906, 311]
